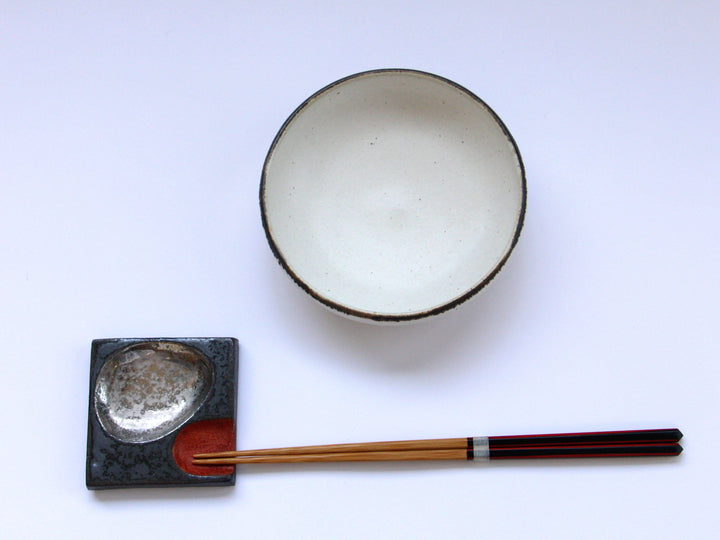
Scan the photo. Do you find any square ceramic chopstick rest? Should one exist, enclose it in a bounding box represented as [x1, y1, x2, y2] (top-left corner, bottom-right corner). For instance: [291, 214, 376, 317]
[86, 337, 239, 489]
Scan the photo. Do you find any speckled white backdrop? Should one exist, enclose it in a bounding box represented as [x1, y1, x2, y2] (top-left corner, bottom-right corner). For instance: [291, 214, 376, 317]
[1, 1, 718, 538]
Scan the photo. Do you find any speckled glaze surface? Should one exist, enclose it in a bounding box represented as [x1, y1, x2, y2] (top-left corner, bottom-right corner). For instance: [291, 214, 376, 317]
[86, 338, 238, 489]
[261, 69, 526, 323]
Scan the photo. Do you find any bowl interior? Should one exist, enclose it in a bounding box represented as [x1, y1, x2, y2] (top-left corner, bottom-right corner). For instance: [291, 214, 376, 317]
[262, 70, 525, 320]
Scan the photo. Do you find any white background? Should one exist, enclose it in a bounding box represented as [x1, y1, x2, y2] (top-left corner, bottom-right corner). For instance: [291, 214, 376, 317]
[1, 2, 718, 538]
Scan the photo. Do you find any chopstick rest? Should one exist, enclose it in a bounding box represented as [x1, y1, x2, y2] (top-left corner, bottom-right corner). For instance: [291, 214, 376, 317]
[86, 338, 239, 489]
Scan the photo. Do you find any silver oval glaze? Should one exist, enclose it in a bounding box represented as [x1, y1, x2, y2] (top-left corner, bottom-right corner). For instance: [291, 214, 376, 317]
[94, 341, 213, 444]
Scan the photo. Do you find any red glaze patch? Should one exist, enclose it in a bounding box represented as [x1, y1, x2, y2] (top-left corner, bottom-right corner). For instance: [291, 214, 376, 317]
[172, 418, 235, 476]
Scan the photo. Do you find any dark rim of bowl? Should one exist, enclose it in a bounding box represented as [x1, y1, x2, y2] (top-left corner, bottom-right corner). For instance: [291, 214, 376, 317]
[260, 68, 527, 322]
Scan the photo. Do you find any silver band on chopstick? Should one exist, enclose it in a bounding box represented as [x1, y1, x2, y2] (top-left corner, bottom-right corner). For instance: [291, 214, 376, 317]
[472, 436, 490, 460]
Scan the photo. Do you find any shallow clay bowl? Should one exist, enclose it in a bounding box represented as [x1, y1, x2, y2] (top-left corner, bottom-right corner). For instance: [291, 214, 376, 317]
[261, 69, 526, 323]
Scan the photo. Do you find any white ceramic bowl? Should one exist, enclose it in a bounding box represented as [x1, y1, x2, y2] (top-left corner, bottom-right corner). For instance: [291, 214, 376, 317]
[261, 69, 526, 322]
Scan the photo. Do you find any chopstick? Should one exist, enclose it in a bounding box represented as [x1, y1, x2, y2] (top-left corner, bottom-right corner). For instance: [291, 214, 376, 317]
[192, 428, 683, 465]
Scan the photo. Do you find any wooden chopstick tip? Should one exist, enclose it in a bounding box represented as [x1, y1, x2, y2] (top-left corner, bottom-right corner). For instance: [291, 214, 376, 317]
[193, 460, 228, 467]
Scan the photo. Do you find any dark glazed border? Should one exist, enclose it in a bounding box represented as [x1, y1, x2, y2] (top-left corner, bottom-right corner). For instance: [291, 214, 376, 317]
[260, 68, 527, 322]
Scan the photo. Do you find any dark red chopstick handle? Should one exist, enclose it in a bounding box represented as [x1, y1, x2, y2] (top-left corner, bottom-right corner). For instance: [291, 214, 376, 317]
[488, 428, 682, 449]
[488, 443, 683, 460]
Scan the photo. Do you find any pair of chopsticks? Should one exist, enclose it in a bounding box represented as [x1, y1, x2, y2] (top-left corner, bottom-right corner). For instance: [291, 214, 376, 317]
[192, 428, 683, 466]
